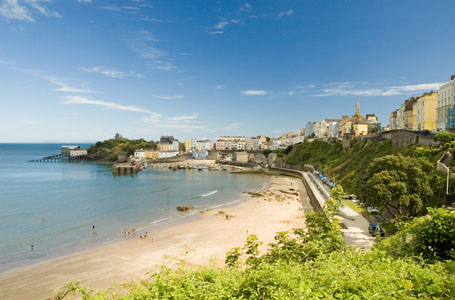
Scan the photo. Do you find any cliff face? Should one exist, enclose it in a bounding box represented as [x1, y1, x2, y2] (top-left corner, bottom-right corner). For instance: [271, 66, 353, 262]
[86, 138, 158, 161]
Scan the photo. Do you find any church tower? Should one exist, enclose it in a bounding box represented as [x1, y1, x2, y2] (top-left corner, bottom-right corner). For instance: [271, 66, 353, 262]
[355, 98, 361, 116]
[352, 98, 364, 120]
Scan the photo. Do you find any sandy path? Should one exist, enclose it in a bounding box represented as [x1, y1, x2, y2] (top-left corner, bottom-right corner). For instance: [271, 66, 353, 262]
[0, 176, 306, 300]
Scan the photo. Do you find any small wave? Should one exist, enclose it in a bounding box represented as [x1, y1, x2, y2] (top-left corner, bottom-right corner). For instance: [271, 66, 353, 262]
[149, 216, 173, 225]
[200, 190, 218, 197]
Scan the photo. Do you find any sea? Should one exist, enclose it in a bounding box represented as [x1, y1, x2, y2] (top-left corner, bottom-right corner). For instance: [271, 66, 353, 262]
[0, 143, 268, 273]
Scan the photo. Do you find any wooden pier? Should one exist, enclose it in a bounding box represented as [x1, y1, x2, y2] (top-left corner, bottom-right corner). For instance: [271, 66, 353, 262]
[29, 154, 87, 162]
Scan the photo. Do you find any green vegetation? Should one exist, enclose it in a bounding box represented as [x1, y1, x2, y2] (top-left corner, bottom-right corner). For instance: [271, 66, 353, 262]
[435, 131, 455, 145]
[377, 208, 455, 262]
[286, 139, 444, 194]
[55, 208, 455, 299]
[358, 155, 435, 219]
[86, 138, 158, 161]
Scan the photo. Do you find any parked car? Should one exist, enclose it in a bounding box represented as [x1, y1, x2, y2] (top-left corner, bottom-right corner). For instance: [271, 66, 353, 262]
[367, 206, 379, 214]
[368, 223, 385, 237]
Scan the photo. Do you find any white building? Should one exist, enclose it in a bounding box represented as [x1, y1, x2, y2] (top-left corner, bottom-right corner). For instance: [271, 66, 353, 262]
[134, 149, 146, 159]
[321, 118, 341, 138]
[159, 151, 179, 158]
[437, 74, 455, 131]
[328, 122, 339, 138]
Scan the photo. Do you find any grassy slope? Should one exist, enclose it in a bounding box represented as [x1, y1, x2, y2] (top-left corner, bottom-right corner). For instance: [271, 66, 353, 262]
[286, 139, 444, 194]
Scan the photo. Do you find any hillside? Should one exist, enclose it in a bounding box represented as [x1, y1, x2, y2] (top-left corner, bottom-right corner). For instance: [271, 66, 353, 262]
[86, 138, 158, 161]
[286, 139, 444, 195]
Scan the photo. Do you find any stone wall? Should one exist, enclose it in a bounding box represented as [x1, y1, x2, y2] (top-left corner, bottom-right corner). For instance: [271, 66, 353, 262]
[381, 130, 435, 147]
[341, 130, 436, 149]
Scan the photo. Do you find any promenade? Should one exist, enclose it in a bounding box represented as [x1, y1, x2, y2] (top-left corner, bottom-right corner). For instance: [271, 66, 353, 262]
[269, 167, 375, 249]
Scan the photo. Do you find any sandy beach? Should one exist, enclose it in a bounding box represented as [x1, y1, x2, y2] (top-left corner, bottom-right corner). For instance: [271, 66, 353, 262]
[0, 176, 307, 300]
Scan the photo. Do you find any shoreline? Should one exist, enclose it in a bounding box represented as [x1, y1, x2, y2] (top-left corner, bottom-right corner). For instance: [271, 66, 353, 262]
[0, 175, 307, 300]
[0, 169, 267, 275]
[0, 175, 271, 275]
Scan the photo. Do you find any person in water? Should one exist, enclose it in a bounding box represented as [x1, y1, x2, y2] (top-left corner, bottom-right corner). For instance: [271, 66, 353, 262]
[92, 224, 97, 234]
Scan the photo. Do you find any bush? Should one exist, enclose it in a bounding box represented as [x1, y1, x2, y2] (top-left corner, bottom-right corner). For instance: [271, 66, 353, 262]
[376, 208, 455, 261]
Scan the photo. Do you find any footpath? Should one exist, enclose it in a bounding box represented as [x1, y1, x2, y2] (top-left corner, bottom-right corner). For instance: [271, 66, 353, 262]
[270, 167, 375, 250]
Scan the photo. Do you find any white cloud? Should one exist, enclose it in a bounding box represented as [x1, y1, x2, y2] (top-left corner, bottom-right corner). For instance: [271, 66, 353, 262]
[81, 66, 127, 79]
[144, 17, 163, 23]
[4, 63, 93, 93]
[77, 0, 92, 3]
[0, 0, 61, 22]
[62, 95, 155, 114]
[153, 95, 183, 100]
[131, 42, 163, 59]
[211, 19, 243, 34]
[99, 5, 140, 12]
[165, 114, 199, 121]
[242, 90, 268, 96]
[153, 60, 176, 71]
[214, 20, 229, 29]
[314, 82, 443, 97]
[81, 66, 144, 79]
[288, 91, 295, 96]
[63, 95, 166, 125]
[278, 9, 293, 17]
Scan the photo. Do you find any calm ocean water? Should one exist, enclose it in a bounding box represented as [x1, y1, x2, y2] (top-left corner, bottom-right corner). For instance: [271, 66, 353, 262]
[0, 144, 267, 273]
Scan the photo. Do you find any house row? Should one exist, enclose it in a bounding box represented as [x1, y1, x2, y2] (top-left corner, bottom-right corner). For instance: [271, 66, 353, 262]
[306, 100, 381, 138]
[184, 136, 268, 152]
[134, 149, 179, 159]
[388, 74, 455, 132]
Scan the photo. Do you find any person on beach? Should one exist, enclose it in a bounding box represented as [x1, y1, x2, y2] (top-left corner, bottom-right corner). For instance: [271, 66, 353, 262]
[144, 232, 148, 238]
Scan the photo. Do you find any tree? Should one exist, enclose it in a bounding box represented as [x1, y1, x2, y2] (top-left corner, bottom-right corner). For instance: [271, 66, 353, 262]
[435, 131, 455, 144]
[358, 155, 433, 219]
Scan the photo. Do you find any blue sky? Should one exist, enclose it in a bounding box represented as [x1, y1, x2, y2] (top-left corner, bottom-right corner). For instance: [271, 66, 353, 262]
[1, 0, 455, 142]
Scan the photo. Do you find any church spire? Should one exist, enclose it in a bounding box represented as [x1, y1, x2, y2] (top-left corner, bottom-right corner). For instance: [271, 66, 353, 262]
[355, 98, 360, 116]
